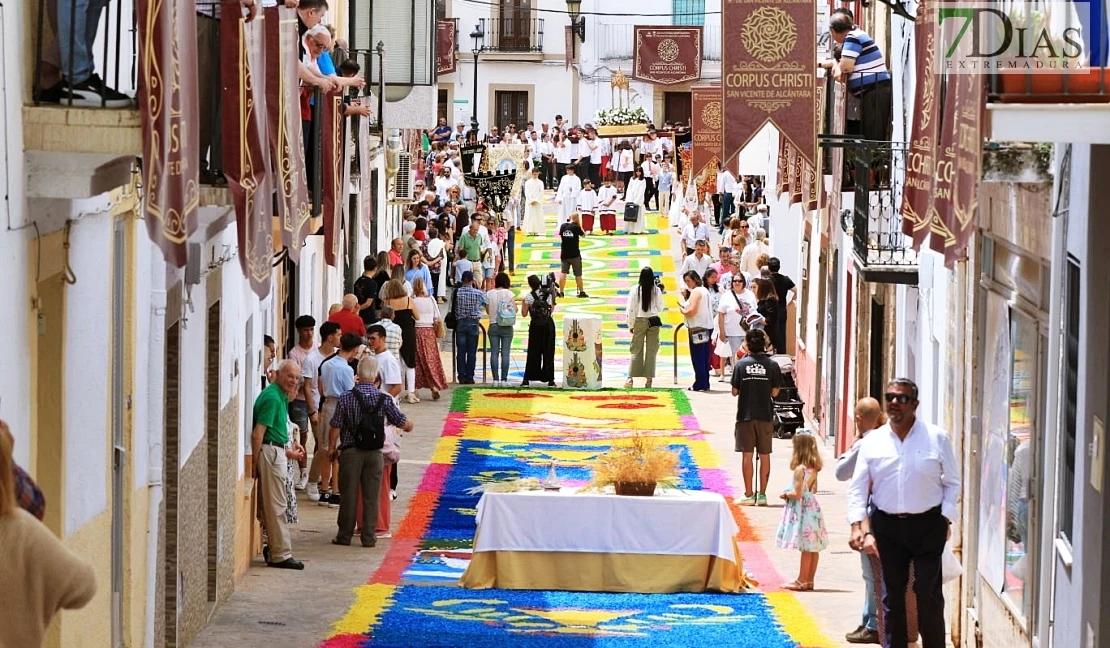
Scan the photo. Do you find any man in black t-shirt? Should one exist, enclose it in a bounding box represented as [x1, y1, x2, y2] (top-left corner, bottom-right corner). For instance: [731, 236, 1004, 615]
[767, 257, 796, 354]
[557, 212, 589, 299]
[731, 329, 783, 507]
[352, 255, 379, 327]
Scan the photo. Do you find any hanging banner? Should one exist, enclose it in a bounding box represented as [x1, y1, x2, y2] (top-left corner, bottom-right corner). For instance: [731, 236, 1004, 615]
[436, 19, 457, 76]
[900, 0, 939, 248]
[806, 81, 825, 211]
[359, 118, 375, 238]
[265, 6, 312, 257]
[690, 85, 722, 185]
[789, 144, 804, 206]
[775, 136, 789, 197]
[222, 5, 273, 299]
[928, 74, 958, 257]
[947, 64, 985, 266]
[632, 26, 704, 85]
[138, 0, 199, 268]
[723, 0, 816, 167]
[320, 91, 347, 267]
[565, 27, 574, 70]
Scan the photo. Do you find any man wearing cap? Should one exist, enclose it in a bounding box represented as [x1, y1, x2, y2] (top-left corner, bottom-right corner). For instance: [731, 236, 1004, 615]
[452, 270, 486, 384]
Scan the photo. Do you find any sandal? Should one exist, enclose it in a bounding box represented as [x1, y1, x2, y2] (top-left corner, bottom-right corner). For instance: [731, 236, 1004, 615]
[431, 389, 441, 400]
[624, 378, 634, 389]
[404, 393, 420, 404]
[644, 378, 653, 388]
[782, 581, 814, 591]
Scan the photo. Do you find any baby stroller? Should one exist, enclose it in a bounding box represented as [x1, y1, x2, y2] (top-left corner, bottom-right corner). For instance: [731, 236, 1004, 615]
[771, 354, 805, 439]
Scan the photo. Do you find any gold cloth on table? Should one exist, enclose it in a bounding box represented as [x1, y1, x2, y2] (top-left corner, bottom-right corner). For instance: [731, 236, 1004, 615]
[459, 538, 745, 593]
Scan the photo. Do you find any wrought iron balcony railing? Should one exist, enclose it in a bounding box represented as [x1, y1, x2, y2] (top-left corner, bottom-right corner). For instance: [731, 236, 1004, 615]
[822, 137, 918, 283]
[478, 17, 544, 53]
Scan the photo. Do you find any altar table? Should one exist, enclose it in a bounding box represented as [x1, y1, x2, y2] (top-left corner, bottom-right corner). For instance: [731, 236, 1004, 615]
[458, 488, 745, 593]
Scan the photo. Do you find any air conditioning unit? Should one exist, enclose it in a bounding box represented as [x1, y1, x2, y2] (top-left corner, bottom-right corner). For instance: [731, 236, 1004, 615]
[389, 151, 413, 204]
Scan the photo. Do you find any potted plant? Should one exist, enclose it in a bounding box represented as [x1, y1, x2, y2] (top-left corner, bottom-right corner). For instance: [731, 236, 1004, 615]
[584, 434, 682, 496]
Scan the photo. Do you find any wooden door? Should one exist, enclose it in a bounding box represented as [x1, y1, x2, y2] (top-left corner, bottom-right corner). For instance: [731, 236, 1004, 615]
[664, 91, 692, 126]
[498, 0, 531, 50]
[496, 90, 528, 132]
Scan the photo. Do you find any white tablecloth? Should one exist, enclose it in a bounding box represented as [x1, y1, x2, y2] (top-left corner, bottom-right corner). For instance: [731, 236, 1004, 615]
[473, 489, 739, 562]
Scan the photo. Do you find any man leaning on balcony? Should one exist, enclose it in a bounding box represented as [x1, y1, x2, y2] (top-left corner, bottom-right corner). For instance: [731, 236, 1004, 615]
[825, 10, 893, 143]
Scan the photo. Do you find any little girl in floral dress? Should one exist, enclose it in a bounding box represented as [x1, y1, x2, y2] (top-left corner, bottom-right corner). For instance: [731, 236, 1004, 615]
[775, 432, 829, 591]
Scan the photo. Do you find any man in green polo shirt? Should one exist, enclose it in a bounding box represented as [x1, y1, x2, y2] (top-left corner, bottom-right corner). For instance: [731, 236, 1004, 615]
[252, 359, 307, 569]
[457, 216, 485, 262]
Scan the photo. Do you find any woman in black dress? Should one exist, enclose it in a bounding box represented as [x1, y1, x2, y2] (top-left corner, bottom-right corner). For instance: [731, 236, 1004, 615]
[521, 274, 557, 387]
[752, 278, 781, 354]
[383, 279, 420, 403]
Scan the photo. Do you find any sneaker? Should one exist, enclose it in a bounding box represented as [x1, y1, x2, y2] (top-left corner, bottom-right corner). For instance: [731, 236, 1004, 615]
[375, 531, 392, 539]
[577, 292, 589, 298]
[318, 492, 332, 506]
[67, 74, 132, 108]
[756, 494, 768, 507]
[735, 495, 758, 506]
[297, 469, 309, 490]
[845, 627, 881, 644]
[307, 482, 321, 501]
[328, 493, 342, 509]
[35, 80, 69, 104]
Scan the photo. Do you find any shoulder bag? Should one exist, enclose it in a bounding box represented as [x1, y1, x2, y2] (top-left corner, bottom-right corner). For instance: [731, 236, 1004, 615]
[731, 291, 751, 332]
[445, 287, 458, 330]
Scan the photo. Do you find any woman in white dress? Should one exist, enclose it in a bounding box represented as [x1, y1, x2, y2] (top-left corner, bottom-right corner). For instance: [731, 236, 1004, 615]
[623, 168, 647, 234]
[523, 166, 546, 236]
[668, 176, 686, 227]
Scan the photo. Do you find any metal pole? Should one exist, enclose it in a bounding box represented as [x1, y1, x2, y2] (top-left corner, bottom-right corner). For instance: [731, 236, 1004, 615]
[470, 49, 480, 138]
[376, 41, 385, 131]
[673, 322, 685, 385]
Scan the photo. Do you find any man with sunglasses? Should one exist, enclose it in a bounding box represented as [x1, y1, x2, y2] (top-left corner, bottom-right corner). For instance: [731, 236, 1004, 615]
[846, 379, 960, 648]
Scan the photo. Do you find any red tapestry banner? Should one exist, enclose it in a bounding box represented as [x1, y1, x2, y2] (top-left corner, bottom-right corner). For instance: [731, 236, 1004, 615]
[632, 27, 703, 85]
[690, 85, 722, 185]
[320, 91, 347, 268]
[723, 0, 816, 167]
[806, 81, 825, 211]
[437, 19, 457, 76]
[138, 0, 199, 268]
[775, 136, 789, 197]
[789, 144, 804, 206]
[928, 74, 958, 256]
[900, 0, 939, 247]
[265, 6, 311, 258]
[221, 4, 273, 299]
[947, 68, 985, 265]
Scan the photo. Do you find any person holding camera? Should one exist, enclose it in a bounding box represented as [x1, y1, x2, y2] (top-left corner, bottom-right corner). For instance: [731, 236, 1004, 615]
[521, 274, 557, 387]
[624, 266, 665, 389]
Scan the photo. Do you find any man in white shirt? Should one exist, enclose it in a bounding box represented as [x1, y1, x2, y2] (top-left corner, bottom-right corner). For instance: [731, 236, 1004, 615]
[847, 378, 960, 648]
[554, 165, 582, 226]
[681, 212, 711, 257]
[680, 240, 712, 278]
[367, 324, 403, 400]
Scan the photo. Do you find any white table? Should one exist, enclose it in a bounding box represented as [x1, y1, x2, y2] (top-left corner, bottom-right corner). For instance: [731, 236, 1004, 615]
[459, 488, 745, 593]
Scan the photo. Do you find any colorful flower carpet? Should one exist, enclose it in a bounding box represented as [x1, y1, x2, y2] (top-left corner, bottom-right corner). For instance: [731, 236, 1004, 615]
[475, 194, 694, 384]
[320, 389, 834, 648]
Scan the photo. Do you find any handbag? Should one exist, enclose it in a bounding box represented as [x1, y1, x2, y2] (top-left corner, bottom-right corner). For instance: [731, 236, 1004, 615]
[434, 318, 446, 339]
[623, 203, 640, 222]
[647, 315, 663, 328]
[445, 288, 458, 330]
[731, 291, 751, 332]
[688, 327, 711, 345]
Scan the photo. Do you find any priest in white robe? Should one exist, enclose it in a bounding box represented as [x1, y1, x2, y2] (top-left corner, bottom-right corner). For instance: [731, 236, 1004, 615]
[554, 165, 582, 227]
[523, 166, 547, 236]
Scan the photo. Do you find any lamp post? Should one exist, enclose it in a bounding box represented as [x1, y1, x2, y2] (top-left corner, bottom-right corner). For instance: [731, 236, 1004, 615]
[469, 24, 486, 142]
[565, 0, 586, 42]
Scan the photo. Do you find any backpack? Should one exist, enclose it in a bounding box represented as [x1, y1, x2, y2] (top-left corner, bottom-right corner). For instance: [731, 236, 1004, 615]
[529, 290, 552, 319]
[350, 388, 386, 451]
[496, 294, 517, 327]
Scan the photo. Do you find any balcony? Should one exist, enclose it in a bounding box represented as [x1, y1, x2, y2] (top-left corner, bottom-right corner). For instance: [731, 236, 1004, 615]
[595, 24, 721, 62]
[823, 138, 918, 284]
[25, 0, 140, 200]
[987, 67, 1110, 143]
[478, 17, 544, 53]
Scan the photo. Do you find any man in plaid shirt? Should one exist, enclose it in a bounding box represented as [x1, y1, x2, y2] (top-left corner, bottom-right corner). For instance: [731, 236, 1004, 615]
[453, 270, 486, 384]
[374, 305, 403, 362]
[2, 419, 45, 521]
[328, 355, 413, 547]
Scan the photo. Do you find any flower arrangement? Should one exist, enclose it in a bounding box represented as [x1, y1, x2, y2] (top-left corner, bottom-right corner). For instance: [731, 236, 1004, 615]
[594, 106, 650, 126]
[584, 434, 682, 495]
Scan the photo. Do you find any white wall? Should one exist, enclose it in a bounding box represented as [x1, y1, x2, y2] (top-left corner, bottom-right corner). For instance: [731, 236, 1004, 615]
[0, 0, 31, 466]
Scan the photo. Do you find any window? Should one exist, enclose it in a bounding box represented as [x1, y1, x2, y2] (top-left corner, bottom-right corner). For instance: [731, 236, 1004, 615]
[1059, 257, 1079, 543]
[673, 0, 704, 26]
[498, 0, 532, 50]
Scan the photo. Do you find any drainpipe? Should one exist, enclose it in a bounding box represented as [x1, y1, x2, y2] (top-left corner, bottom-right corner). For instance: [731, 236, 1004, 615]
[142, 253, 167, 648]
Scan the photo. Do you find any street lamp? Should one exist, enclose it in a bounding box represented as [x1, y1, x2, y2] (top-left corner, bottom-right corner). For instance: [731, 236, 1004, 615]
[566, 0, 586, 42]
[469, 24, 486, 141]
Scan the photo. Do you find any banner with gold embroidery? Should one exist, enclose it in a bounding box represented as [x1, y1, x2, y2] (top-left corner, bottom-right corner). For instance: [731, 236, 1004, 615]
[946, 69, 984, 266]
[806, 82, 825, 211]
[691, 85, 722, 187]
[222, 3, 273, 299]
[265, 6, 311, 257]
[789, 144, 804, 206]
[900, 0, 939, 248]
[138, 0, 199, 268]
[928, 74, 958, 257]
[320, 91, 347, 267]
[775, 135, 789, 197]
